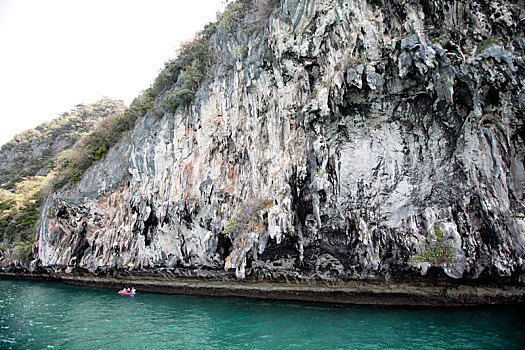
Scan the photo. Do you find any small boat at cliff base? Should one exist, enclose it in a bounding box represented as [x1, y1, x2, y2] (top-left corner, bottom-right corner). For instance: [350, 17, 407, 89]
[118, 288, 136, 295]
[118, 291, 135, 295]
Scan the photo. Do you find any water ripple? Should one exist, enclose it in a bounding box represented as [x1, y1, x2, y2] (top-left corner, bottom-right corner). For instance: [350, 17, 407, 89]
[1, 280, 524, 349]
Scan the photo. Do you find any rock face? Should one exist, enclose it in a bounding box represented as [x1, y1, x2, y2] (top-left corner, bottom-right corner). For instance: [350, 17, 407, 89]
[34, 0, 525, 283]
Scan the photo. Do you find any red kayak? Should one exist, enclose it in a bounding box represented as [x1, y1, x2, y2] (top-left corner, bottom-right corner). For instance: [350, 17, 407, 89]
[118, 291, 136, 295]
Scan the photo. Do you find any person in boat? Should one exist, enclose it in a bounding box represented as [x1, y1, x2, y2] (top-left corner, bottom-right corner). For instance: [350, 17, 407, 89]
[131, 287, 136, 294]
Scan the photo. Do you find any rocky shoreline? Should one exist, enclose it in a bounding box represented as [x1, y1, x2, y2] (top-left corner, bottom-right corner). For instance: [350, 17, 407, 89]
[1, 271, 524, 306]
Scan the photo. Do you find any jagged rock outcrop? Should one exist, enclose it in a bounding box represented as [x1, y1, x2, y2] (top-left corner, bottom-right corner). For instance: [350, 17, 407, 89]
[33, 0, 525, 284]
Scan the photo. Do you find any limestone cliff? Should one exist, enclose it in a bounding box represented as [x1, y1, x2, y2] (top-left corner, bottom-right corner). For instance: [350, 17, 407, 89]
[33, 0, 525, 284]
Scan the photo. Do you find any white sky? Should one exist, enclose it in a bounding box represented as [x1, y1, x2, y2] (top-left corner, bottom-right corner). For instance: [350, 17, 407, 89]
[0, 0, 225, 146]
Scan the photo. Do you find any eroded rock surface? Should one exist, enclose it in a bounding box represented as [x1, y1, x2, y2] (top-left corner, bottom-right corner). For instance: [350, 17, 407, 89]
[34, 0, 525, 284]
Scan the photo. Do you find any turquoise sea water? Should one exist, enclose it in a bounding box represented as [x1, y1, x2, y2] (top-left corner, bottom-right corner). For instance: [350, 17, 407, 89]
[1, 279, 524, 349]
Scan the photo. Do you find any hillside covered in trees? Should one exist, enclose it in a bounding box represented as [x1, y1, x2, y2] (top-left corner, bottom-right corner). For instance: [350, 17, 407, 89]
[0, 99, 126, 259]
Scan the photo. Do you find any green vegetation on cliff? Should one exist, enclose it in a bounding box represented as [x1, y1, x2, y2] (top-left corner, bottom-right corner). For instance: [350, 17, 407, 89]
[0, 177, 46, 259]
[52, 94, 150, 188]
[222, 199, 273, 235]
[0, 99, 124, 190]
[410, 223, 456, 266]
[0, 99, 125, 260]
[153, 0, 277, 113]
